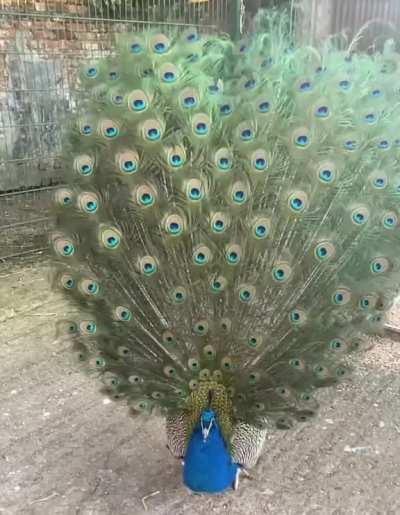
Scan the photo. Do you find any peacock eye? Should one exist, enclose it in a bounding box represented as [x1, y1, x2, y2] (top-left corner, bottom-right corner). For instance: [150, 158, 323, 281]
[339, 79, 351, 90]
[163, 71, 176, 83]
[86, 67, 98, 78]
[296, 135, 309, 147]
[187, 32, 198, 42]
[220, 104, 232, 115]
[240, 129, 252, 140]
[365, 113, 376, 124]
[208, 84, 220, 94]
[184, 96, 196, 107]
[299, 81, 312, 92]
[319, 169, 332, 182]
[244, 79, 256, 90]
[233, 190, 246, 203]
[315, 105, 329, 118]
[130, 43, 142, 54]
[146, 128, 160, 141]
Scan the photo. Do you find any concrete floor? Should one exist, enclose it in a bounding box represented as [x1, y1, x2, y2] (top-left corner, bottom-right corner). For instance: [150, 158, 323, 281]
[1, 257, 400, 515]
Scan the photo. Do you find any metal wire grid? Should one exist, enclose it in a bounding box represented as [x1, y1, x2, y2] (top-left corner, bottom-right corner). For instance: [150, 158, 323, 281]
[0, 0, 232, 261]
[0, 0, 231, 29]
[296, 0, 400, 47]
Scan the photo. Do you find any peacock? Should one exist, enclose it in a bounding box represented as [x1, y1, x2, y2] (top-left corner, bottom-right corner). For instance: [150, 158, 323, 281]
[50, 10, 400, 494]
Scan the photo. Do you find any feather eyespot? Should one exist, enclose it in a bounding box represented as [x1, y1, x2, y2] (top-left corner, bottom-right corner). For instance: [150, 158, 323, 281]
[214, 148, 233, 172]
[60, 274, 75, 290]
[115, 306, 132, 321]
[221, 357, 233, 371]
[238, 285, 255, 303]
[139, 256, 158, 276]
[225, 244, 241, 265]
[85, 66, 98, 78]
[299, 81, 312, 92]
[116, 150, 139, 175]
[151, 34, 170, 55]
[370, 88, 383, 98]
[258, 100, 270, 113]
[289, 358, 305, 370]
[314, 241, 335, 262]
[248, 372, 260, 385]
[203, 345, 216, 359]
[184, 96, 196, 107]
[79, 279, 100, 296]
[288, 191, 308, 213]
[188, 358, 200, 371]
[193, 245, 212, 266]
[370, 257, 390, 275]
[81, 321, 97, 335]
[364, 113, 377, 124]
[108, 71, 119, 81]
[315, 105, 329, 118]
[250, 149, 269, 172]
[332, 288, 351, 305]
[93, 356, 106, 368]
[339, 79, 351, 91]
[329, 338, 346, 350]
[55, 188, 74, 207]
[370, 174, 387, 189]
[164, 366, 176, 377]
[344, 139, 357, 151]
[220, 103, 232, 116]
[377, 139, 390, 150]
[170, 154, 182, 167]
[289, 308, 307, 325]
[53, 236, 75, 257]
[272, 262, 292, 282]
[164, 214, 185, 236]
[186, 179, 204, 201]
[99, 227, 122, 250]
[382, 212, 397, 229]
[211, 212, 229, 234]
[240, 129, 253, 141]
[171, 287, 186, 303]
[247, 335, 262, 349]
[251, 216, 270, 240]
[351, 206, 369, 225]
[99, 119, 120, 139]
[317, 164, 335, 184]
[210, 275, 227, 293]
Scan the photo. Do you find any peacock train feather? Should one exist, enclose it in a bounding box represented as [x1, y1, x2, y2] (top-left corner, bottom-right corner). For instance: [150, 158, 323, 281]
[50, 14, 400, 493]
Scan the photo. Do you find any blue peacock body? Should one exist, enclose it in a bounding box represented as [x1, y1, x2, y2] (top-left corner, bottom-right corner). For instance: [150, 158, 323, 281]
[51, 11, 400, 493]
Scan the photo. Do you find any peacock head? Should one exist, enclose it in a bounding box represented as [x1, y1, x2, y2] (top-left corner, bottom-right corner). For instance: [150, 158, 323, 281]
[199, 408, 216, 441]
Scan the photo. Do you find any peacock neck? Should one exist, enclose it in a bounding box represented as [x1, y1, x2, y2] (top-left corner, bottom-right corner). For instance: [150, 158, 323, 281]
[183, 408, 238, 494]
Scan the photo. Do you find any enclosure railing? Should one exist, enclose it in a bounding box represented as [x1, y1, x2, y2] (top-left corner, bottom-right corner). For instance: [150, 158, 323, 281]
[0, 0, 234, 261]
[2, 0, 400, 261]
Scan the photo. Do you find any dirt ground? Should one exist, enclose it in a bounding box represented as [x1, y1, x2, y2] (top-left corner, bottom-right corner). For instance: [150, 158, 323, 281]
[1, 256, 400, 515]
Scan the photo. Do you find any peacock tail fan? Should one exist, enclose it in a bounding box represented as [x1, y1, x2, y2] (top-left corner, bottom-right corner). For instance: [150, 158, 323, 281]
[51, 15, 400, 443]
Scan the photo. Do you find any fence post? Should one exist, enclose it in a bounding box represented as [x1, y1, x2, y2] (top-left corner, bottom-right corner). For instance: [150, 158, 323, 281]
[231, 0, 244, 40]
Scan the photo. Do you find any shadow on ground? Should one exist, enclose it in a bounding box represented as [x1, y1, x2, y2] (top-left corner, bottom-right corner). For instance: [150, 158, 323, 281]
[1, 259, 399, 514]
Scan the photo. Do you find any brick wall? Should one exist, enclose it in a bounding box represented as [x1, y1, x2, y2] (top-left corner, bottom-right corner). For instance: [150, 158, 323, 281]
[0, 0, 229, 191]
[0, 3, 134, 191]
[0, 0, 231, 260]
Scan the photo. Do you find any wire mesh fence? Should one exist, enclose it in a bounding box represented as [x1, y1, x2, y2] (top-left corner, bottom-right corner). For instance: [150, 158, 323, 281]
[295, 0, 400, 47]
[0, 0, 234, 261]
[3, 0, 398, 262]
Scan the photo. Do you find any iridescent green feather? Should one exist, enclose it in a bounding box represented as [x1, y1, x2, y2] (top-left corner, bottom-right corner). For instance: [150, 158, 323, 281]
[51, 14, 400, 450]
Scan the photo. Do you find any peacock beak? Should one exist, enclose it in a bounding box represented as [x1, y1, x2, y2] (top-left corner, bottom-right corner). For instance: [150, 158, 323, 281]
[200, 408, 215, 441]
